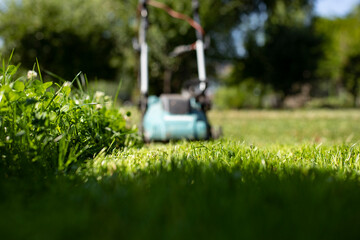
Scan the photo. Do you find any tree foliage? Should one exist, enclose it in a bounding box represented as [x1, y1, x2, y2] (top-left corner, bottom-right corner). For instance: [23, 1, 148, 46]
[0, 0, 271, 96]
[342, 54, 360, 106]
[233, 0, 323, 98]
[142, 0, 264, 94]
[314, 8, 360, 99]
[3, 0, 360, 107]
[0, 0, 137, 83]
[243, 24, 323, 96]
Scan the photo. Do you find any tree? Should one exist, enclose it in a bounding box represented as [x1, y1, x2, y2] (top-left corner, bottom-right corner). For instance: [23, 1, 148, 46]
[141, 0, 266, 95]
[0, 0, 290, 98]
[243, 24, 323, 97]
[314, 8, 360, 97]
[231, 0, 322, 99]
[0, 0, 137, 83]
[342, 54, 360, 107]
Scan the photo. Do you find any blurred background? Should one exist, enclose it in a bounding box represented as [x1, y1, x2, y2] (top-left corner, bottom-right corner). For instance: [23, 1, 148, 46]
[1, 0, 360, 109]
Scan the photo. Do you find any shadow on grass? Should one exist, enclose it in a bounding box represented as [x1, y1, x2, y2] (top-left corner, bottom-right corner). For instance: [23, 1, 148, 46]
[0, 165, 359, 240]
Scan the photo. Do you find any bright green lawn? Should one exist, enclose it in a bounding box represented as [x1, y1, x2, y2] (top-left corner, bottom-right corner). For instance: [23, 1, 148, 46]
[2, 109, 360, 240]
[209, 109, 360, 145]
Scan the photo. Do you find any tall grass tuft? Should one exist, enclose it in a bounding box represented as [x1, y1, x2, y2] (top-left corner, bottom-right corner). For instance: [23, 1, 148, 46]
[0, 56, 140, 178]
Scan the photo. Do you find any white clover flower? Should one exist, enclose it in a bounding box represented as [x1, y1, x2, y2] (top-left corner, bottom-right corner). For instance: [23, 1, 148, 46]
[105, 100, 113, 109]
[63, 81, 72, 87]
[96, 104, 103, 110]
[94, 91, 105, 102]
[27, 70, 38, 79]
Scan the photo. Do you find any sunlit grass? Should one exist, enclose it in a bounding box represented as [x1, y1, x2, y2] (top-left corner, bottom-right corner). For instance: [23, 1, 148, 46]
[3, 140, 360, 240]
[2, 56, 360, 239]
[127, 107, 360, 145]
[209, 109, 360, 145]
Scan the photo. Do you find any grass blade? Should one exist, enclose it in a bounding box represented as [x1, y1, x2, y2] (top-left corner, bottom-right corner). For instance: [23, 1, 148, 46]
[36, 58, 43, 82]
[114, 78, 123, 107]
[45, 71, 82, 110]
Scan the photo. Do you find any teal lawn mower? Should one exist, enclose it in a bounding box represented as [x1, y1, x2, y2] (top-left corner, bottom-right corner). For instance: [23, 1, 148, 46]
[137, 0, 221, 142]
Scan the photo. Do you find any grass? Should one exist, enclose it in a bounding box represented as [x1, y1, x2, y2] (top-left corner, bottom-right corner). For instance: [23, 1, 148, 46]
[2, 58, 360, 239]
[2, 109, 360, 239]
[208, 109, 360, 145]
[0, 58, 139, 177]
[2, 141, 360, 239]
[128, 107, 360, 145]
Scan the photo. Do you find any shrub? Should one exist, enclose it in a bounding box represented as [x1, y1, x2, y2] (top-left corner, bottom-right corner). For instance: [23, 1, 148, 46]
[214, 78, 268, 109]
[305, 91, 354, 109]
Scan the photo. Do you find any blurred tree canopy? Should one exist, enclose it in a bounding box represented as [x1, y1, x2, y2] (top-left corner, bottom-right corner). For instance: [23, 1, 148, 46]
[342, 54, 360, 107]
[139, 0, 268, 94]
[0, 0, 264, 96]
[0, 0, 137, 83]
[1, 0, 360, 107]
[0, 0, 298, 97]
[229, 0, 323, 99]
[314, 7, 360, 102]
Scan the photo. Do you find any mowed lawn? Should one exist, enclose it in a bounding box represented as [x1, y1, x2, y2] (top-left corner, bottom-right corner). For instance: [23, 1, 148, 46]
[2, 109, 360, 240]
[209, 109, 360, 144]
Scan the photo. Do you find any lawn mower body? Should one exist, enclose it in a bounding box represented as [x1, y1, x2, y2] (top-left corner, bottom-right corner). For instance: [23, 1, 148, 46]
[143, 94, 209, 141]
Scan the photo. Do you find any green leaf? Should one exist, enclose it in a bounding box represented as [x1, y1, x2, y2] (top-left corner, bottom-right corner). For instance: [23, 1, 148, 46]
[60, 104, 70, 113]
[0, 91, 4, 106]
[25, 98, 37, 105]
[13, 81, 25, 92]
[49, 111, 57, 121]
[15, 130, 26, 137]
[6, 64, 20, 76]
[33, 79, 42, 86]
[42, 82, 53, 89]
[62, 86, 71, 96]
[1, 85, 12, 94]
[8, 91, 20, 101]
